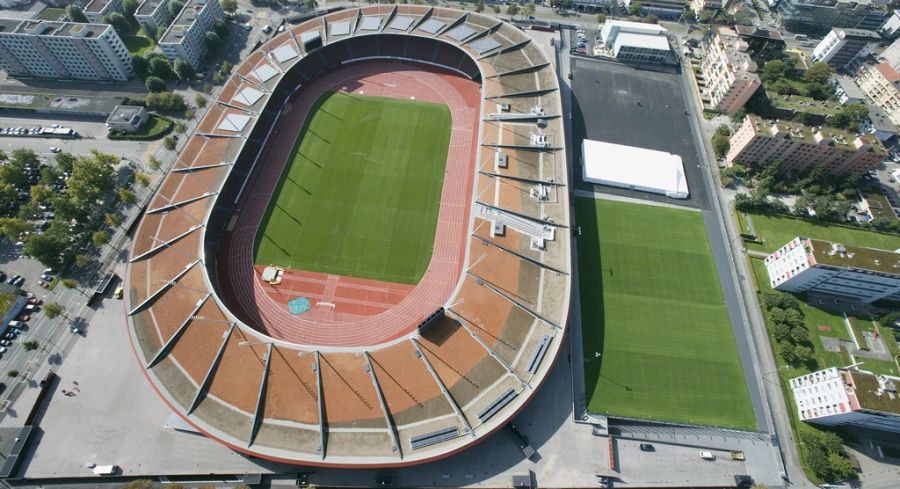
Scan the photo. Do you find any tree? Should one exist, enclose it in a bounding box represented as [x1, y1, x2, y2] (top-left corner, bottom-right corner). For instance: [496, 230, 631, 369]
[119, 188, 137, 205]
[174, 122, 186, 134]
[761, 59, 785, 83]
[163, 136, 177, 151]
[55, 152, 77, 174]
[628, 1, 642, 15]
[134, 172, 152, 187]
[0, 184, 18, 213]
[804, 62, 833, 85]
[522, 2, 536, 18]
[827, 452, 855, 480]
[145, 92, 186, 112]
[131, 55, 148, 78]
[213, 19, 229, 39]
[61, 278, 78, 288]
[66, 5, 88, 23]
[22, 340, 39, 352]
[597, 13, 607, 24]
[194, 94, 207, 109]
[221, 0, 238, 14]
[712, 132, 730, 158]
[221, 61, 233, 74]
[92, 230, 111, 247]
[879, 311, 900, 329]
[105, 12, 131, 36]
[105, 212, 123, 227]
[148, 156, 162, 172]
[790, 325, 809, 344]
[475, 0, 484, 12]
[306, 0, 318, 9]
[0, 218, 29, 242]
[148, 56, 176, 80]
[74, 254, 94, 268]
[168, 0, 184, 17]
[145, 76, 166, 93]
[123, 0, 140, 17]
[492, 5, 501, 13]
[793, 344, 813, 365]
[43, 302, 64, 319]
[644, 13, 658, 23]
[173, 58, 195, 81]
[506, 3, 520, 17]
[773, 321, 792, 343]
[205, 31, 224, 52]
[778, 340, 797, 365]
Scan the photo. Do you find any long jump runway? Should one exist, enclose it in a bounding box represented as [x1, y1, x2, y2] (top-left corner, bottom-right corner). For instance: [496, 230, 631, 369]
[217, 61, 481, 347]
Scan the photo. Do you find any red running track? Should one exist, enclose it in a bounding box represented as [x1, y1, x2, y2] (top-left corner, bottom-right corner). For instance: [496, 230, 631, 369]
[216, 61, 481, 347]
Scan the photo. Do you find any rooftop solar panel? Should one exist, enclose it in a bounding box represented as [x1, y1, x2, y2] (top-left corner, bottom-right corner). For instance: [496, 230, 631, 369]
[446, 25, 475, 41]
[389, 15, 414, 31]
[470, 36, 501, 54]
[418, 18, 445, 34]
[272, 43, 299, 63]
[330, 21, 350, 37]
[359, 16, 382, 31]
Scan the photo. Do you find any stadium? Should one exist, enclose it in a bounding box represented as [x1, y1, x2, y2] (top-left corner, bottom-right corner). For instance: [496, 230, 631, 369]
[124, 5, 571, 467]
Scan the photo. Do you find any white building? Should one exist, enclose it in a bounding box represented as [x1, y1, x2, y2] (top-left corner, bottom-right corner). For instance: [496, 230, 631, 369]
[879, 36, 900, 72]
[581, 139, 688, 199]
[0, 19, 134, 81]
[83, 0, 124, 23]
[811, 27, 881, 71]
[764, 236, 900, 303]
[598, 20, 674, 65]
[135, 0, 174, 38]
[879, 10, 900, 40]
[158, 0, 223, 70]
[832, 75, 866, 105]
[857, 63, 900, 128]
[790, 368, 900, 434]
[700, 27, 761, 115]
[106, 105, 149, 133]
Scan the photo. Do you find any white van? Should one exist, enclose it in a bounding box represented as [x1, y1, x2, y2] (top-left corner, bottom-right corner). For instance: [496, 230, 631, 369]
[699, 450, 716, 461]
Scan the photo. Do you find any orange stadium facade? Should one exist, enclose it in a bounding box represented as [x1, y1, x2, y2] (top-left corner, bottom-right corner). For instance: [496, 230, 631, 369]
[125, 5, 571, 467]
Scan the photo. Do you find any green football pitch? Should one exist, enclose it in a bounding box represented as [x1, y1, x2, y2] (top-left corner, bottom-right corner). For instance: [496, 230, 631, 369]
[576, 198, 757, 430]
[254, 91, 451, 284]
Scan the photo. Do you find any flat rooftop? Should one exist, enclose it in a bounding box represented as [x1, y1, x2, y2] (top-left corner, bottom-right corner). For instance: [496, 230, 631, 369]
[0, 19, 109, 39]
[748, 115, 886, 155]
[84, 0, 114, 13]
[107, 105, 144, 123]
[808, 238, 900, 275]
[615, 31, 670, 51]
[160, 0, 209, 44]
[850, 372, 900, 415]
[734, 25, 784, 41]
[137, 0, 166, 16]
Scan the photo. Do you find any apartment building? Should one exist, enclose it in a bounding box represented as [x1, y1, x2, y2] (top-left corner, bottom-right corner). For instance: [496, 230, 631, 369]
[832, 75, 865, 105]
[791, 368, 900, 434]
[599, 20, 674, 65]
[773, 0, 889, 37]
[0, 18, 133, 81]
[690, 0, 722, 16]
[158, 0, 223, 70]
[726, 115, 885, 175]
[765, 236, 900, 302]
[811, 27, 881, 71]
[856, 63, 900, 127]
[82, 0, 124, 23]
[700, 27, 761, 115]
[135, 0, 174, 38]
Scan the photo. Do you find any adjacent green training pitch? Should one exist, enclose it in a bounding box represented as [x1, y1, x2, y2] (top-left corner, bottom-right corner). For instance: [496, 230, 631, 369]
[577, 198, 757, 430]
[254, 91, 451, 284]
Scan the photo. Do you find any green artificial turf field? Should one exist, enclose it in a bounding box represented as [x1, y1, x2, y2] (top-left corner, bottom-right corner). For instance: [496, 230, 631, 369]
[254, 91, 451, 284]
[577, 198, 757, 430]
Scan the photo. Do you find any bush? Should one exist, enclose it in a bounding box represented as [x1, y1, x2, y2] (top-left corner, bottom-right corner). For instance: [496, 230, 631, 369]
[108, 115, 173, 141]
[144, 92, 186, 112]
[7, 370, 17, 378]
[61, 278, 78, 288]
[712, 132, 730, 158]
[163, 136, 177, 151]
[145, 76, 166, 93]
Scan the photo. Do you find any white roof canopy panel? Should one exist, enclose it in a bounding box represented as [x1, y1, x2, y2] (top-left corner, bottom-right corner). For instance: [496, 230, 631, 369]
[581, 139, 689, 199]
[272, 43, 299, 63]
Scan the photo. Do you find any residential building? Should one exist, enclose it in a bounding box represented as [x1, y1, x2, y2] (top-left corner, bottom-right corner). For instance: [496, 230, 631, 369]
[700, 26, 761, 114]
[135, 0, 174, 38]
[106, 105, 149, 133]
[790, 368, 900, 434]
[878, 36, 900, 72]
[864, 104, 898, 143]
[726, 115, 885, 175]
[690, 0, 722, 16]
[856, 62, 900, 127]
[572, 0, 610, 9]
[0, 18, 134, 81]
[765, 236, 900, 302]
[832, 74, 865, 105]
[82, 0, 124, 23]
[599, 20, 674, 65]
[811, 27, 881, 72]
[772, 0, 889, 37]
[879, 9, 900, 39]
[733, 25, 786, 62]
[158, 0, 223, 70]
[622, 0, 686, 19]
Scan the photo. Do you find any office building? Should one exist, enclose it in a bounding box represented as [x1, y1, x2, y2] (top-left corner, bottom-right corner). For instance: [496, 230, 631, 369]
[733, 25, 786, 62]
[598, 19, 674, 65]
[856, 63, 900, 127]
[135, 0, 174, 38]
[690, 0, 722, 16]
[700, 26, 761, 114]
[82, 0, 124, 23]
[765, 236, 900, 302]
[879, 10, 900, 39]
[622, 0, 686, 19]
[158, 0, 223, 70]
[811, 27, 881, 71]
[0, 18, 134, 81]
[726, 115, 885, 175]
[772, 0, 889, 37]
[791, 368, 900, 434]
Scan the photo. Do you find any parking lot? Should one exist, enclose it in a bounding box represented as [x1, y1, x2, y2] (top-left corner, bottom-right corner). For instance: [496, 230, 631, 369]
[570, 57, 710, 210]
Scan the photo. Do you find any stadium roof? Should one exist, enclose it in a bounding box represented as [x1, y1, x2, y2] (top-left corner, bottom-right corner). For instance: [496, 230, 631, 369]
[126, 5, 570, 467]
[582, 139, 689, 199]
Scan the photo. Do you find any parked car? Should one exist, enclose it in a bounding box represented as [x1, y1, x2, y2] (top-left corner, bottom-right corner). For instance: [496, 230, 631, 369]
[0, 340, 10, 347]
[49, 147, 60, 153]
[16, 315, 29, 321]
[40, 273, 53, 282]
[5, 275, 18, 285]
[13, 276, 24, 286]
[27, 298, 41, 305]
[640, 443, 655, 452]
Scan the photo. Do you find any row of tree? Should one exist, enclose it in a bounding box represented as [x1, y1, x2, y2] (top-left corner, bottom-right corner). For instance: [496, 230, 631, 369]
[760, 292, 816, 367]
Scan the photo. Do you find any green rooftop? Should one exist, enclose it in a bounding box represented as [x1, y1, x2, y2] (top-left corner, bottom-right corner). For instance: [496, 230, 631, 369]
[748, 114, 886, 156]
[808, 238, 900, 275]
[851, 373, 900, 415]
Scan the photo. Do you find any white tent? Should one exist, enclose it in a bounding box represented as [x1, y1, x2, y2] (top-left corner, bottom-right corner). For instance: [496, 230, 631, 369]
[581, 139, 689, 199]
